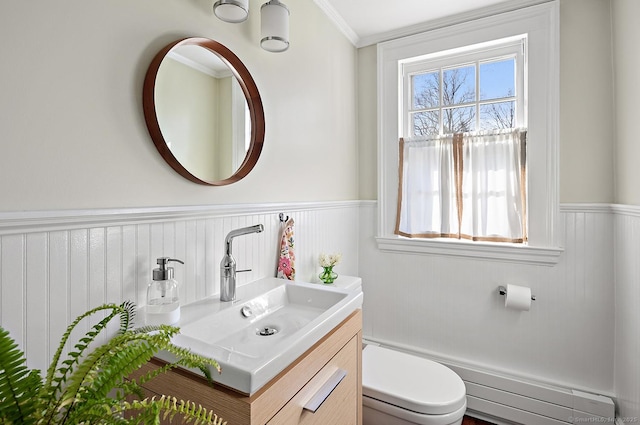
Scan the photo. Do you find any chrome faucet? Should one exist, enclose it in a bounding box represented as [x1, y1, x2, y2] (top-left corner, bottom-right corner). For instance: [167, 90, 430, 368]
[220, 224, 264, 302]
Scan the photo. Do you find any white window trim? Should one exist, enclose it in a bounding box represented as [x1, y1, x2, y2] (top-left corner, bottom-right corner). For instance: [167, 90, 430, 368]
[376, 1, 562, 266]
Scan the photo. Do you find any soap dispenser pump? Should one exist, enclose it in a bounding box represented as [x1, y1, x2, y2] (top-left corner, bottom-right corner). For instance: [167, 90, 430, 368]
[146, 257, 184, 326]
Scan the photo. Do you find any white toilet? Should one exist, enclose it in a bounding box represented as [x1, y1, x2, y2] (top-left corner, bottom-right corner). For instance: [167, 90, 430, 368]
[362, 345, 467, 425]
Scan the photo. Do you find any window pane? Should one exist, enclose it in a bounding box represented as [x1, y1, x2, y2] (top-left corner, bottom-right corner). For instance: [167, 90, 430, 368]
[442, 65, 475, 106]
[479, 101, 516, 130]
[443, 106, 475, 133]
[480, 59, 515, 100]
[412, 72, 439, 109]
[412, 111, 439, 136]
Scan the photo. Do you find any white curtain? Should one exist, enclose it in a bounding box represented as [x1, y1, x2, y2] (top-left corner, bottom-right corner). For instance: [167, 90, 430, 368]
[396, 129, 527, 243]
[395, 135, 459, 238]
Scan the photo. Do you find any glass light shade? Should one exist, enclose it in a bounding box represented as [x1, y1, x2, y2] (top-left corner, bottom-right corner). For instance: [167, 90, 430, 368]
[261, 0, 290, 52]
[213, 0, 249, 23]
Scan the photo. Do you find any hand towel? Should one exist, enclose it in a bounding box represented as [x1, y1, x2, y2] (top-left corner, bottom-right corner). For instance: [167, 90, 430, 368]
[277, 218, 295, 280]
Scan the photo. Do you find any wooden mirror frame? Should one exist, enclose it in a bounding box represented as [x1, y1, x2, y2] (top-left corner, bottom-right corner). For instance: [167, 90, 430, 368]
[143, 37, 265, 185]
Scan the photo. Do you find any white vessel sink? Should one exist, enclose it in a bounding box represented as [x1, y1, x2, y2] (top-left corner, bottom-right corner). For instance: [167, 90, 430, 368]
[161, 277, 363, 395]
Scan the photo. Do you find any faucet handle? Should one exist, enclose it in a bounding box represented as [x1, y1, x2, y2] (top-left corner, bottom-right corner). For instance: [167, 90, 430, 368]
[236, 268, 252, 273]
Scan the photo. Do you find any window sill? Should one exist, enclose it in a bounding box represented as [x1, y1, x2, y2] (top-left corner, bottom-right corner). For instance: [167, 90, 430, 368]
[375, 236, 563, 266]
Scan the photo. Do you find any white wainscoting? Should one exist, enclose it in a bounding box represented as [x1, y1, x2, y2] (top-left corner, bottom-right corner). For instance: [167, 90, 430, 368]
[1, 200, 636, 423]
[359, 201, 616, 396]
[612, 205, 640, 422]
[0, 201, 360, 373]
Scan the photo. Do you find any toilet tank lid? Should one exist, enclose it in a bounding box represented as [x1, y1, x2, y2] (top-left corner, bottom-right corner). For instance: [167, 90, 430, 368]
[362, 345, 466, 415]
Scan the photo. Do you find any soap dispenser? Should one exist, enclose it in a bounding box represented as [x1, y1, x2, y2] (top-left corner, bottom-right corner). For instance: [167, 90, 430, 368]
[146, 257, 184, 326]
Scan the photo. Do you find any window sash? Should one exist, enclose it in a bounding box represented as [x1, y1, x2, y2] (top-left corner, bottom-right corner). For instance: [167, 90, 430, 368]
[402, 38, 526, 137]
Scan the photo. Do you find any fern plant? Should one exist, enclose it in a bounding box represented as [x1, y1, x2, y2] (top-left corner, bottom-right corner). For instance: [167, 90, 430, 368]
[0, 301, 225, 425]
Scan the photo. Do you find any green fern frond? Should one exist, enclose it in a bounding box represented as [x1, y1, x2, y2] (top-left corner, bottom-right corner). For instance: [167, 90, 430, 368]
[63, 398, 124, 425]
[118, 360, 176, 401]
[165, 343, 222, 378]
[45, 303, 123, 387]
[123, 396, 226, 425]
[2, 301, 226, 425]
[0, 327, 43, 425]
[41, 303, 130, 424]
[119, 300, 137, 334]
[86, 334, 172, 401]
[129, 324, 166, 335]
[58, 331, 168, 414]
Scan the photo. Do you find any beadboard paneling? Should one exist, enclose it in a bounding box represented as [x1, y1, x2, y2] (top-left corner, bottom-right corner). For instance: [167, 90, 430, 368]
[359, 202, 615, 395]
[613, 206, 640, 421]
[0, 202, 360, 373]
[1, 201, 634, 415]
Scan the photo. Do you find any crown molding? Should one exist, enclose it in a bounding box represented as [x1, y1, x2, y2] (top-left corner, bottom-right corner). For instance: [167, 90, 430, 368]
[359, 0, 555, 47]
[312, 0, 360, 46]
[314, 0, 555, 49]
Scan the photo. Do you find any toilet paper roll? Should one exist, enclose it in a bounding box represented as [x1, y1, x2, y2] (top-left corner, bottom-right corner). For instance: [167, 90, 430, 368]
[504, 284, 532, 311]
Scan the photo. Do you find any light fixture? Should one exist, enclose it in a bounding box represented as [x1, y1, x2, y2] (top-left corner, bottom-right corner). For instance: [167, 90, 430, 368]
[213, 0, 249, 23]
[212, 0, 289, 52]
[260, 0, 289, 52]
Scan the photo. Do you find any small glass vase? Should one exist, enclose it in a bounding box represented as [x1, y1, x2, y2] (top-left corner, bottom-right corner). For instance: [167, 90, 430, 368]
[318, 266, 338, 284]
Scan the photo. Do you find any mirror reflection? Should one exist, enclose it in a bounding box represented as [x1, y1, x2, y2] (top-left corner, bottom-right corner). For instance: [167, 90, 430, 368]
[143, 38, 264, 186]
[155, 46, 250, 182]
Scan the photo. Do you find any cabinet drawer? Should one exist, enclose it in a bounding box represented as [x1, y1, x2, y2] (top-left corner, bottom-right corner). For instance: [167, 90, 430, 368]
[267, 336, 358, 425]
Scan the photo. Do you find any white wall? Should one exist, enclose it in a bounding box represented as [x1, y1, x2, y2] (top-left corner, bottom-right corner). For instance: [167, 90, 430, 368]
[559, 0, 615, 203]
[614, 208, 640, 421]
[0, 0, 358, 211]
[359, 203, 615, 394]
[356, 45, 377, 201]
[612, 0, 640, 421]
[613, 0, 640, 205]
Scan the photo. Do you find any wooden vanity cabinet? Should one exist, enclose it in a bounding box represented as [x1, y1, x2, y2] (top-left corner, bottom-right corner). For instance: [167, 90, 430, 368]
[131, 309, 362, 425]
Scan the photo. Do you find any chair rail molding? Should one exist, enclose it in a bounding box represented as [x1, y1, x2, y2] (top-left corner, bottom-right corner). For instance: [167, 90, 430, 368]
[0, 201, 362, 236]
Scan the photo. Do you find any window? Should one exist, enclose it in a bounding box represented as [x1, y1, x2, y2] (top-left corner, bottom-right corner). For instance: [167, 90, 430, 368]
[396, 38, 528, 243]
[376, 2, 562, 265]
[404, 41, 524, 137]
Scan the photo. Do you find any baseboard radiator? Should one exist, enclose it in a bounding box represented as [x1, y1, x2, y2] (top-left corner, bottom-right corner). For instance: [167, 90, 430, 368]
[363, 339, 615, 425]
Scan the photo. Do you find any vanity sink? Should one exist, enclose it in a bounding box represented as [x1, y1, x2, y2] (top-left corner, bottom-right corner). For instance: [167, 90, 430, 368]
[161, 277, 363, 395]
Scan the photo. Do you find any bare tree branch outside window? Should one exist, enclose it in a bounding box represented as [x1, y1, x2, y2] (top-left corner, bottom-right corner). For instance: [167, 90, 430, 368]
[411, 59, 516, 136]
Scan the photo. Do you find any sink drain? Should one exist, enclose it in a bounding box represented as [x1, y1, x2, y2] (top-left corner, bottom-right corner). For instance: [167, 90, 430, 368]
[257, 326, 278, 336]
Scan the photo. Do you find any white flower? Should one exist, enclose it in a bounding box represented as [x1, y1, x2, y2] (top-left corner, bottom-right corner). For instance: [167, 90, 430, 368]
[319, 252, 342, 267]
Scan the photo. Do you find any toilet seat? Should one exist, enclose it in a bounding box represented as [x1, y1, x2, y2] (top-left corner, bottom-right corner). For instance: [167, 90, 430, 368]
[363, 395, 467, 425]
[362, 345, 466, 416]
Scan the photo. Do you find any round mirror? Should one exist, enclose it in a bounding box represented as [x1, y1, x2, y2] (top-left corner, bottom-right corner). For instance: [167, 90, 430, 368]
[143, 37, 265, 185]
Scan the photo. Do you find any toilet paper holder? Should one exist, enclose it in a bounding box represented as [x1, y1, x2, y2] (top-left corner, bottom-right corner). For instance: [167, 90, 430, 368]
[498, 286, 536, 301]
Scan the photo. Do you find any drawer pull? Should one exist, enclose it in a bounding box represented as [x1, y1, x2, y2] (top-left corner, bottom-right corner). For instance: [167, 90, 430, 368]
[303, 369, 347, 413]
